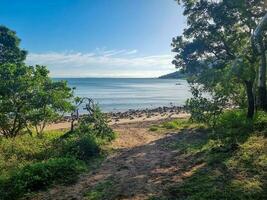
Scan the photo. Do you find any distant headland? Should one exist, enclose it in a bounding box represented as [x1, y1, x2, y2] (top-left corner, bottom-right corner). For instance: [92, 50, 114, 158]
[158, 71, 186, 79]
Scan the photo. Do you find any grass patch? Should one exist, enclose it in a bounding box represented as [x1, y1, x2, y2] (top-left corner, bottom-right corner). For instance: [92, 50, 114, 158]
[149, 118, 205, 133]
[0, 127, 114, 200]
[0, 157, 86, 199]
[149, 126, 159, 132]
[153, 110, 267, 200]
[85, 179, 115, 200]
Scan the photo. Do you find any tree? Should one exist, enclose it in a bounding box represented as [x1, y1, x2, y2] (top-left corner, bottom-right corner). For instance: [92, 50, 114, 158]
[232, 51, 257, 118]
[0, 26, 74, 138]
[27, 66, 74, 136]
[173, 0, 266, 119]
[0, 26, 27, 65]
[252, 13, 267, 111]
[0, 64, 74, 138]
[0, 64, 33, 137]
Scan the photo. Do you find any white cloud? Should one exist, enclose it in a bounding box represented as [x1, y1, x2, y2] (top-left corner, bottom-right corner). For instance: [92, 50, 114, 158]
[26, 49, 176, 78]
[124, 49, 138, 55]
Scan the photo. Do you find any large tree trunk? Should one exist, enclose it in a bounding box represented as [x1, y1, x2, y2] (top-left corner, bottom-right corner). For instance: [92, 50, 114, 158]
[258, 47, 267, 110]
[245, 81, 255, 119]
[253, 13, 267, 111]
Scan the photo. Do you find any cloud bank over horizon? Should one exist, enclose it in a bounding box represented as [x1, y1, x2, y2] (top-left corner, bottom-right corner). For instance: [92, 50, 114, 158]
[26, 49, 176, 78]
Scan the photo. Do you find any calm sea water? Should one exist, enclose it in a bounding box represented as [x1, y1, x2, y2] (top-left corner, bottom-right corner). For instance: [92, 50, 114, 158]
[53, 78, 191, 112]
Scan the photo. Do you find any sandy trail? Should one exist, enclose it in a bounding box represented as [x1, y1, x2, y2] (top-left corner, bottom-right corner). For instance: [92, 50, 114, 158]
[32, 118, 205, 200]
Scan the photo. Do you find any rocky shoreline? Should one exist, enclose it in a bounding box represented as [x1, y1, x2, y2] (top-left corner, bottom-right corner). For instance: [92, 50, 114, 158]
[106, 106, 186, 122]
[61, 106, 187, 123]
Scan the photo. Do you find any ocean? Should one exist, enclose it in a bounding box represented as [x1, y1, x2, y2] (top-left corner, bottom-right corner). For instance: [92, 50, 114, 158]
[53, 78, 191, 112]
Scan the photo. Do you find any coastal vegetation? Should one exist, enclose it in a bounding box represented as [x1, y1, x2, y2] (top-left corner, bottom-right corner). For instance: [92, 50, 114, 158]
[0, 0, 267, 199]
[149, 111, 267, 200]
[172, 0, 267, 120]
[0, 26, 115, 199]
[161, 0, 267, 199]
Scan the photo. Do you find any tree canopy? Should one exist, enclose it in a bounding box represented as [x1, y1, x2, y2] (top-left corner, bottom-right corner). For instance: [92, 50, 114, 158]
[0, 26, 27, 65]
[173, 0, 267, 120]
[0, 26, 74, 138]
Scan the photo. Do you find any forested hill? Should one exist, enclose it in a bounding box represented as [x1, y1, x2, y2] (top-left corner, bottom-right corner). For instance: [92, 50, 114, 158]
[158, 71, 186, 79]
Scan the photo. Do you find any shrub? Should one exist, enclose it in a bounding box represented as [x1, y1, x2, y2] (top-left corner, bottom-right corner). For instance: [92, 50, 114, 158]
[186, 86, 227, 128]
[149, 126, 159, 132]
[162, 121, 179, 129]
[254, 111, 267, 132]
[214, 110, 253, 143]
[217, 110, 251, 129]
[0, 157, 86, 199]
[62, 135, 100, 161]
[161, 119, 190, 130]
[76, 105, 116, 142]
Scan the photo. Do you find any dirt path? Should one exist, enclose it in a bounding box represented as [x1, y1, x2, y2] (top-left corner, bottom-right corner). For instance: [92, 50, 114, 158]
[33, 119, 205, 200]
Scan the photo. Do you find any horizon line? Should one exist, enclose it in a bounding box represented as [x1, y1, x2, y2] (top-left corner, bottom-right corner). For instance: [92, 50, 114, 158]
[51, 76, 160, 79]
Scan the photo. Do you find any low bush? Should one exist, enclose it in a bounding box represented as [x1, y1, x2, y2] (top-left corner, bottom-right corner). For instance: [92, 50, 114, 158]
[254, 111, 267, 132]
[215, 110, 254, 144]
[0, 99, 118, 199]
[0, 125, 114, 199]
[161, 119, 193, 130]
[162, 121, 179, 129]
[62, 135, 100, 161]
[76, 106, 116, 142]
[0, 157, 86, 200]
[149, 126, 159, 132]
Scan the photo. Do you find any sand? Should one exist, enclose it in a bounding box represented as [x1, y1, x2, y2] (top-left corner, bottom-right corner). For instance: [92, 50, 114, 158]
[45, 111, 189, 131]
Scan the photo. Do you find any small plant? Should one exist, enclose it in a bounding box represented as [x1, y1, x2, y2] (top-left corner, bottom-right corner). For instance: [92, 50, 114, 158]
[85, 180, 114, 200]
[162, 121, 179, 129]
[149, 126, 159, 132]
[254, 111, 267, 132]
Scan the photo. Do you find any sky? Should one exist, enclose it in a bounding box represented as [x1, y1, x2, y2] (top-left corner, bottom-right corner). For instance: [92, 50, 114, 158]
[0, 0, 186, 78]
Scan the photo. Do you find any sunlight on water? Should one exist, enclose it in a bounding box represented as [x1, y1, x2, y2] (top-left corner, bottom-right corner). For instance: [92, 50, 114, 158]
[54, 78, 191, 112]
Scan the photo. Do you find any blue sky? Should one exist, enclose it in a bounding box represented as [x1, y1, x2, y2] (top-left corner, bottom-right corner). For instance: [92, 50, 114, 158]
[0, 0, 185, 77]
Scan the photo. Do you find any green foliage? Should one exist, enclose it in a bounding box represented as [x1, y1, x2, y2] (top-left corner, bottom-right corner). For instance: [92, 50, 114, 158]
[214, 110, 254, 144]
[0, 157, 86, 200]
[0, 124, 114, 199]
[27, 65, 74, 136]
[77, 105, 116, 142]
[0, 63, 34, 137]
[85, 180, 114, 200]
[186, 86, 227, 127]
[159, 111, 267, 200]
[172, 0, 266, 119]
[61, 134, 100, 161]
[149, 126, 159, 132]
[162, 121, 181, 129]
[151, 118, 203, 132]
[0, 26, 27, 65]
[0, 27, 74, 138]
[149, 118, 204, 134]
[254, 111, 267, 132]
[0, 63, 74, 138]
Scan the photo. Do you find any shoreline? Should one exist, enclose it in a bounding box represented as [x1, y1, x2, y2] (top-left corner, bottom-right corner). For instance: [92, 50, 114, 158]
[46, 106, 188, 131]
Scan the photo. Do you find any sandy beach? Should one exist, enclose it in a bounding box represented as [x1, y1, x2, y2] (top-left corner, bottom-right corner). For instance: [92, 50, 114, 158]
[45, 106, 189, 131]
